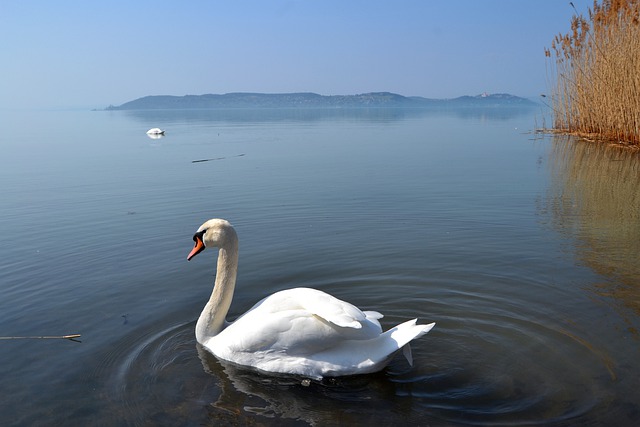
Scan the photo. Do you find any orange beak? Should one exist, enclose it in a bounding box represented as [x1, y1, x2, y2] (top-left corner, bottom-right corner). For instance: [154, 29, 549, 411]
[187, 235, 205, 261]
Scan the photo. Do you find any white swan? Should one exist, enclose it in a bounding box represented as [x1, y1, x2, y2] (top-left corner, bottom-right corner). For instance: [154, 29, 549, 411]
[187, 218, 435, 379]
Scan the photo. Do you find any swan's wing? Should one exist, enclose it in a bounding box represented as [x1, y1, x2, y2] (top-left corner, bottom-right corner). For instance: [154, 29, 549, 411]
[214, 288, 381, 355]
[363, 310, 383, 329]
[245, 287, 372, 329]
[214, 305, 350, 358]
[363, 310, 383, 320]
[295, 288, 367, 329]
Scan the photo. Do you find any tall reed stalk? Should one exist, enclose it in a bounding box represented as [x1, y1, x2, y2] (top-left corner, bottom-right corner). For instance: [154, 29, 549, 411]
[546, 0, 640, 145]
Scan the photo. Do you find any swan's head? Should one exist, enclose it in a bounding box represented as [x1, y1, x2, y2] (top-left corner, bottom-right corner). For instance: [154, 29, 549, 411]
[187, 218, 237, 261]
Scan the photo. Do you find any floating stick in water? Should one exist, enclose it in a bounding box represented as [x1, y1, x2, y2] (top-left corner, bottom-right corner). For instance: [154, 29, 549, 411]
[192, 153, 245, 163]
[0, 334, 81, 342]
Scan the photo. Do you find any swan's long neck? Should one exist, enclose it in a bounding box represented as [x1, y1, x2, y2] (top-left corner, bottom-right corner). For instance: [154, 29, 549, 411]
[195, 236, 238, 343]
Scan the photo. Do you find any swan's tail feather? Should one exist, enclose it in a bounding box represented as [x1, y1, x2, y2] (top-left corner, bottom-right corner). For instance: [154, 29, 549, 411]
[376, 318, 434, 369]
[402, 344, 413, 366]
[394, 319, 435, 366]
[387, 319, 435, 348]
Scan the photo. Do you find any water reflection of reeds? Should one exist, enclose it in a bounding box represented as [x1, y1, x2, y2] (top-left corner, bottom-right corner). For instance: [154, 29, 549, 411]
[546, 136, 640, 318]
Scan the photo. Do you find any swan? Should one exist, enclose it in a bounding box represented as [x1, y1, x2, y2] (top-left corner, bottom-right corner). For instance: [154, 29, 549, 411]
[187, 218, 435, 379]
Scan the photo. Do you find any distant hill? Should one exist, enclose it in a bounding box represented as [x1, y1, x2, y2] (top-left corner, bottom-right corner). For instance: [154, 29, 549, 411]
[106, 92, 536, 110]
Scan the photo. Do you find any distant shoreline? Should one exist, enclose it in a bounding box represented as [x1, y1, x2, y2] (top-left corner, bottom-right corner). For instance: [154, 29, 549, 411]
[105, 92, 537, 111]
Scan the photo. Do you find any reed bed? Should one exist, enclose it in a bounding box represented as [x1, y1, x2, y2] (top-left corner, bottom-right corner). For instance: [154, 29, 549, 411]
[546, 0, 640, 145]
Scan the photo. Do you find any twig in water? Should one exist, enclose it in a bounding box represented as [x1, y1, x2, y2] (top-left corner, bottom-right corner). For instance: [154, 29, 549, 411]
[192, 153, 245, 163]
[0, 334, 82, 342]
[192, 157, 224, 163]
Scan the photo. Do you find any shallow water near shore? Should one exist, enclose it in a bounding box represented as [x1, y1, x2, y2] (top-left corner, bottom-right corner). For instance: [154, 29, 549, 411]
[0, 106, 638, 426]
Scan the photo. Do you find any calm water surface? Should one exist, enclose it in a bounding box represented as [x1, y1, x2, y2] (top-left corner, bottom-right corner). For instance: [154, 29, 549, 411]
[0, 107, 638, 426]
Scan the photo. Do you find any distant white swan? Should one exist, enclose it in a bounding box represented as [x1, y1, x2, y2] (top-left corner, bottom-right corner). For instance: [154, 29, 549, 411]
[146, 128, 165, 135]
[187, 218, 435, 379]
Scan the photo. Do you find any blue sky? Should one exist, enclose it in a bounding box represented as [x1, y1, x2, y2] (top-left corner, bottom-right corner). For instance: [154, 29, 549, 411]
[0, 0, 591, 109]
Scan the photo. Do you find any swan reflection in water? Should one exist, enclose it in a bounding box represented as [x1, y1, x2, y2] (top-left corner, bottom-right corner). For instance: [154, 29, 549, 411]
[195, 344, 411, 426]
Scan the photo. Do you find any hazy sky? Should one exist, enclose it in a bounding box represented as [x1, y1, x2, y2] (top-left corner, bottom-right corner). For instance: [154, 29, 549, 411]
[1, 0, 591, 109]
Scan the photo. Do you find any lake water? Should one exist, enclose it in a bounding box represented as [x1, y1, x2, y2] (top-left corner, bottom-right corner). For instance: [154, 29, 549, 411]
[0, 106, 638, 426]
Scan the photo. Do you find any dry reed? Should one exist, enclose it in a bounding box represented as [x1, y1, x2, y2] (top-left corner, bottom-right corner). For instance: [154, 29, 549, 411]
[546, 0, 640, 145]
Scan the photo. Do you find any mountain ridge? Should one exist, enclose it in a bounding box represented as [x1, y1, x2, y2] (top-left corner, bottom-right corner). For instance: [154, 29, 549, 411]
[106, 92, 536, 110]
